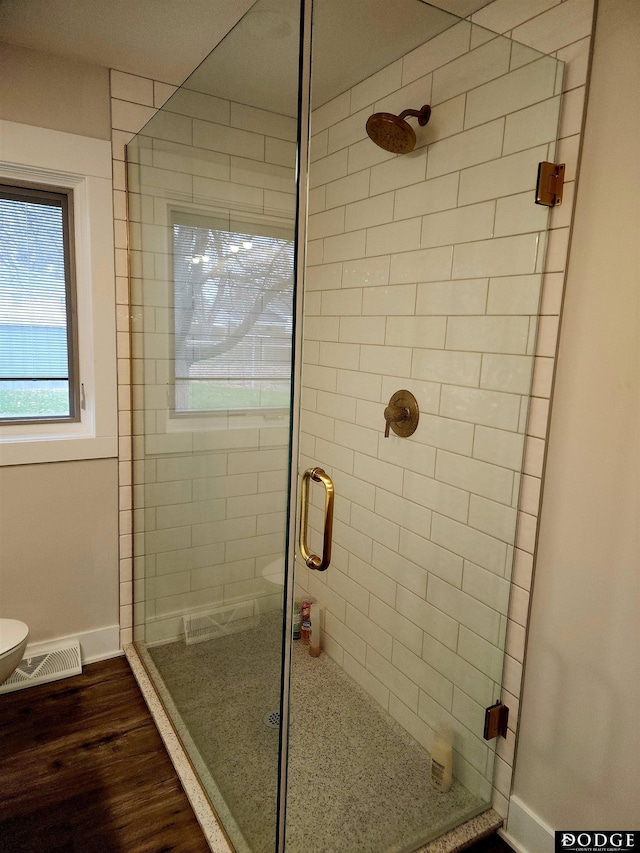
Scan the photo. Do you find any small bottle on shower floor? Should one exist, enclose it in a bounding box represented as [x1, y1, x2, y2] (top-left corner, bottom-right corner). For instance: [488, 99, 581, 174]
[300, 600, 312, 643]
[309, 603, 321, 657]
[293, 602, 301, 640]
[430, 726, 453, 793]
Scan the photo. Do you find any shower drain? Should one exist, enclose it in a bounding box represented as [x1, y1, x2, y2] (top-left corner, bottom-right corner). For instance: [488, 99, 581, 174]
[263, 710, 281, 729]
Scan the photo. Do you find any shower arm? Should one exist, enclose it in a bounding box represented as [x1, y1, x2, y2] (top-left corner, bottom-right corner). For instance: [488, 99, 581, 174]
[398, 106, 431, 126]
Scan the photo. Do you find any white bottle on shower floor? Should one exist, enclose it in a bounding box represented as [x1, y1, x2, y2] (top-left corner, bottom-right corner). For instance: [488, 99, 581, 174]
[430, 726, 453, 793]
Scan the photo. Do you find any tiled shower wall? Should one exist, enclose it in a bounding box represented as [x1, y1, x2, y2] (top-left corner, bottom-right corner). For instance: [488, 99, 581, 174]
[466, 0, 594, 815]
[114, 76, 298, 646]
[297, 21, 563, 802]
[111, 0, 595, 823]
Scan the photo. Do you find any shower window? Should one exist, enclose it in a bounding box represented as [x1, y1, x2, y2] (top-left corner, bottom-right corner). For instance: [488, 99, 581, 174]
[172, 211, 294, 414]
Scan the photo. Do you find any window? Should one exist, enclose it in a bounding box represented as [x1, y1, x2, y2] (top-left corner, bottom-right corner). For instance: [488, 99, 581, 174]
[0, 120, 117, 466]
[0, 182, 79, 423]
[172, 211, 294, 414]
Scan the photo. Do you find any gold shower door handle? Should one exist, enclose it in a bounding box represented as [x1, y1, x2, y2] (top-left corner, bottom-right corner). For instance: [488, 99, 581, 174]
[298, 467, 334, 571]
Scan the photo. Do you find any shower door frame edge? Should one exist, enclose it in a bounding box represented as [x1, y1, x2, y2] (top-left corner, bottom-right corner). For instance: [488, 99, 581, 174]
[276, 0, 314, 851]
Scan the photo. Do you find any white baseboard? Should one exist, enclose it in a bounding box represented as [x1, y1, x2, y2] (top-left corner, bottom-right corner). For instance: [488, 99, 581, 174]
[25, 624, 122, 666]
[505, 795, 555, 853]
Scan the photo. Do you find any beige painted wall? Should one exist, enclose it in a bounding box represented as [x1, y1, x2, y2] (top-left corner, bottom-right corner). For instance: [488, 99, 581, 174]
[0, 459, 119, 645]
[0, 42, 110, 139]
[512, 0, 640, 831]
[0, 44, 118, 656]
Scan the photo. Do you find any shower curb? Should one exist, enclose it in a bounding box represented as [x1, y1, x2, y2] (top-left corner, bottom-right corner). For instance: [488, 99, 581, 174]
[414, 810, 503, 853]
[124, 643, 235, 853]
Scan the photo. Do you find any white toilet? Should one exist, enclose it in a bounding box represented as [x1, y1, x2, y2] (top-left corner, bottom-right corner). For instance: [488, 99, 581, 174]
[261, 557, 285, 592]
[0, 619, 29, 685]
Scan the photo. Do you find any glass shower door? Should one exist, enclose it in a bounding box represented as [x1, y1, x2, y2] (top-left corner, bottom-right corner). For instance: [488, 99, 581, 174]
[285, 2, 563, 850]
[127, 2, 306, 851]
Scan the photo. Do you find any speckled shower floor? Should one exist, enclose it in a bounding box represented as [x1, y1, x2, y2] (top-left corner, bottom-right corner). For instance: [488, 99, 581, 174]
[148, 612, 486, 853]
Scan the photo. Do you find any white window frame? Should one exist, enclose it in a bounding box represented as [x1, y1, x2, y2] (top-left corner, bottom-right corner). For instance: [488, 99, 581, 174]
[0, 120, 118, 465]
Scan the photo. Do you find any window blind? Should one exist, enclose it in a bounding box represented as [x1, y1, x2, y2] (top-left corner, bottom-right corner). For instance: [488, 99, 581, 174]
[0, 185, 75, 420]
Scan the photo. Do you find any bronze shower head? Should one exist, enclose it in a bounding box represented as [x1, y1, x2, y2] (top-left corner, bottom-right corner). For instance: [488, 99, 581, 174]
[365, 104, 431, 153]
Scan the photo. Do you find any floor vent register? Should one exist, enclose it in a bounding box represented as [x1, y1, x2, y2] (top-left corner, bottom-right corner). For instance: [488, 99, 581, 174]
[0, 640, 82, 695]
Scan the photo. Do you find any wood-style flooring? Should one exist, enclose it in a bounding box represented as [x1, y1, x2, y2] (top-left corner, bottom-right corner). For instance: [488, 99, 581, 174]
[0, 655, 513, 853]
[0, 656, 209, 853]
[466, 833, 513, 853]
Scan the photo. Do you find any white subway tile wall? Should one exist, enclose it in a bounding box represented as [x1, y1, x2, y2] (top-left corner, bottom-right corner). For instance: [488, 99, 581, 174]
[295, 4, 593, 809]
[111, 0, 594, 829]
[114, 74, 296, 650]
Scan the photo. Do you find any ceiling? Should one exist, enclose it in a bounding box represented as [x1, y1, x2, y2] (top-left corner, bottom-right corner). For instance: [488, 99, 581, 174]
[0, 0, 255, 84]
[186, 0, 465, 115]
[0, 0, 496, 111]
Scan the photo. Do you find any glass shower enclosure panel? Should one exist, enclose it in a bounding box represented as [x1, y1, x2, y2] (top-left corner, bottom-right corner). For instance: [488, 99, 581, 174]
[286, 3, 563, 851]
[126, 0, 565, 850]
[127, 2, 304, 851]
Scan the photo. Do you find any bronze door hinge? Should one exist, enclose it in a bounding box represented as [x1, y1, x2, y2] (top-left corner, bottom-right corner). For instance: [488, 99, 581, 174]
[536, 161, 565, 207]
[484, 701, 509, 739]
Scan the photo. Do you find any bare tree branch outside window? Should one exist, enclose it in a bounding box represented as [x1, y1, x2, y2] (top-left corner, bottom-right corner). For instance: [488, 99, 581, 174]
[173, 215, 294, 413]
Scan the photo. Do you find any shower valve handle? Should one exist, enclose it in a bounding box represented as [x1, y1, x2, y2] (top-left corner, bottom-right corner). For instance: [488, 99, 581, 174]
[383, 391, 420, 439]
[384, 404, 409, 437]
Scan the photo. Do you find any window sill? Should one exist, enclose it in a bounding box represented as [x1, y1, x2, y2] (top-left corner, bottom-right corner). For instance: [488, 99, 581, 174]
[0, 434, 118, 466]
